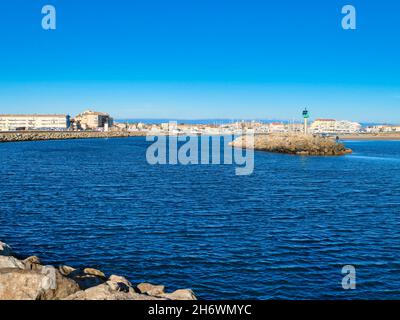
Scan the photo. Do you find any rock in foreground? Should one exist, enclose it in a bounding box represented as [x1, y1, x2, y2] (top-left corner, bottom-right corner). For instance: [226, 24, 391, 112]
[231, 134, 352, 156]
[0, 241, 196, 301]
[0, 242, 12, 256]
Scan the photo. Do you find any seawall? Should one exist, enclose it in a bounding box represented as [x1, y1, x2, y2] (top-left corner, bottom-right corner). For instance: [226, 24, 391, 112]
[0, 131, 147, 143]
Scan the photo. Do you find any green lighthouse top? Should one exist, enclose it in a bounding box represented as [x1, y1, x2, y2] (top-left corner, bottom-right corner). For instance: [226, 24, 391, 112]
[302, 108, 310, 119]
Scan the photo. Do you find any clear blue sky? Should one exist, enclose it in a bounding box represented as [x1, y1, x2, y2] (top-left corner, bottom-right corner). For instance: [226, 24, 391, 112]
[0, 0, 399, 122]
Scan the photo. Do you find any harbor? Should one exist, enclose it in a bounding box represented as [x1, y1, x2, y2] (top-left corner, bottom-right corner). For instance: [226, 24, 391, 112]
[1, 137, 400, 299]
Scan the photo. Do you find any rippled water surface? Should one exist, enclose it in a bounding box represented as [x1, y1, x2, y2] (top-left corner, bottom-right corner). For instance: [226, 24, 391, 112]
[1, 138, 400, 299]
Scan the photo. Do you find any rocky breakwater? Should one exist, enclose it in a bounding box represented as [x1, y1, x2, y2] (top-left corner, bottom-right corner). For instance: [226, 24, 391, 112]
[231, 133, 352, 156]
[0, 241, 196, 300]
[0, 131, 146, 143]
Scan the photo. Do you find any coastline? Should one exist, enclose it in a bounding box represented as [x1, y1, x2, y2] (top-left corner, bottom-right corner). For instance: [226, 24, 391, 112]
[2, 131, 400, 144]
[0, 241, 196, 300]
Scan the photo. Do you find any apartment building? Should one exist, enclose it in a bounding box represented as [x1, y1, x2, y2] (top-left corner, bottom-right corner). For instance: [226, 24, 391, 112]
[74, 110, 113, 130]
[310, 119, 361, 134]
[287, 123, 304, 133]
[268, 122, 287, 133]
[310, 119, 336, 133]
[384, 125, 400, 132]
[334, 120, 362, 133]
[0, 114, 70, 131]
[366, 125, 400, 133]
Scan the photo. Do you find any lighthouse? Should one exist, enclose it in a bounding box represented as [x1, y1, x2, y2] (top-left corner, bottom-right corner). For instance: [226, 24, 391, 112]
[302, 108, 310, 135]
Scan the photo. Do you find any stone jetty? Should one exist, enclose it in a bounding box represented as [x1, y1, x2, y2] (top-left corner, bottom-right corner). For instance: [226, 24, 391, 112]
[231, 133, 352, 156]
[0, 241, 196, 300]
[0, 131, 146, 143]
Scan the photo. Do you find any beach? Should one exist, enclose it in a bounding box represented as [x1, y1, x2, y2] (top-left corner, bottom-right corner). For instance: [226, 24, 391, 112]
[339, 133, 400, 140]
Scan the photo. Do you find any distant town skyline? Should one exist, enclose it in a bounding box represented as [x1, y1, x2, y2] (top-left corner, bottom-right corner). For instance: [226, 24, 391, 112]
[0, 0, 399, 122]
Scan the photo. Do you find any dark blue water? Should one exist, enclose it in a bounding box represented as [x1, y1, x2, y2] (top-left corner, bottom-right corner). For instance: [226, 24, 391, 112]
[1, 138, 400, 299]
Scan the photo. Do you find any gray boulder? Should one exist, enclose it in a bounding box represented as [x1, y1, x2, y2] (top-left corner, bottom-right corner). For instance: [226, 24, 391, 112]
[0, 242, 12, 256]
[0, 268, 80, 300]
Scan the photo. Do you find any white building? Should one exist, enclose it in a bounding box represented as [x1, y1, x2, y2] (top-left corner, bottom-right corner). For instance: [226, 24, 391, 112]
[74, 110, 113, 130]
[367, 125, 400, 133]
[365, 125, 384, 133]
[382, 125, 400, 133]
[334, 120, 362, 133]
[310, 119, 361, 134]
[310, 119, 336, 133]
[0, 114, 70, 131]
[268, 122, 286, 133]
[287, 123, 304, 133]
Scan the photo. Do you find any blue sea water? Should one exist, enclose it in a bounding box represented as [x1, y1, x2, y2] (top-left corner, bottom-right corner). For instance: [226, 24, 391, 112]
[1, 138, 400, 300]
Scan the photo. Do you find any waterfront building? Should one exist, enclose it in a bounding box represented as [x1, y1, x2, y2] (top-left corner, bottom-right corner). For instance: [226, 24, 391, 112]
[310, 119, 336, 133]
[113, 122, 128, 131]
[310, 119, 361, 134]
[334, 120, 362, 133]
[268, 122, 287, 133]
[287, 123, 304, 133]
[366, 125, 385, 133]
[366, 125, 400, 133]
[385, 125, 400, 132]
[74, 110, 113, 131]
[0, 114, 70, 131]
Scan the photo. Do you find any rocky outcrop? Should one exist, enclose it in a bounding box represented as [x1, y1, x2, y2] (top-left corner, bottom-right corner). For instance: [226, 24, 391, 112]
[0, 131, 146, 143]
[0, 241, 197, 300]
[63, 283, 164, 301]
[231, 133, 352, 156]
[0, 256, 25, 269]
